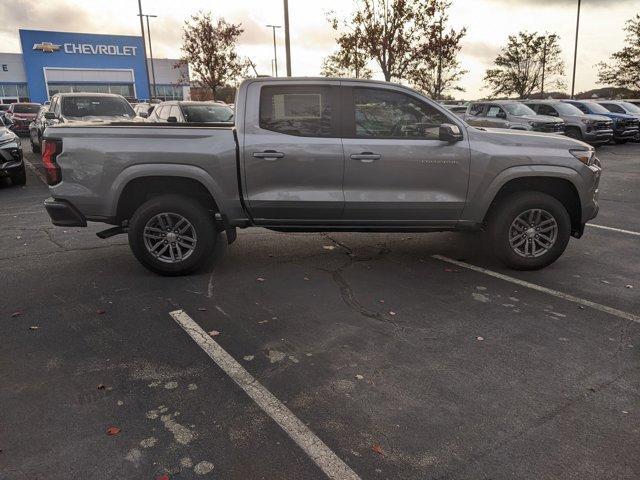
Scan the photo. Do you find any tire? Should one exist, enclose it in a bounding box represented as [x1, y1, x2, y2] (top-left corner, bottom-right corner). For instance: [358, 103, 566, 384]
[11, 166, 26, 186]
[488, 191, 571, 270]
[31, 138, 40, 153]
[565, 127, 582, 140]
[128, 194, 217, 276]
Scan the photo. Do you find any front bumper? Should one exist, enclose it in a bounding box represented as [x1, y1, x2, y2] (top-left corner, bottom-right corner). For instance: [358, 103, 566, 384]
[581, 158, 602, 224]
[0, 141, 23, 176]
[44, 197, 87, 227]
[613, 128, 639, 140]
[583, 129, 613, 144]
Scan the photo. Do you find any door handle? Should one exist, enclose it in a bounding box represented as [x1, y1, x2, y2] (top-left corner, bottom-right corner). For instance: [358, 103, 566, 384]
[253, 150, 285, 160]
[350, 152, 381, 162]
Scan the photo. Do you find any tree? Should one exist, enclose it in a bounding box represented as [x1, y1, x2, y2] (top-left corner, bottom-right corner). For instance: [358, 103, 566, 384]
[177, 12, 247, 99]
[321, 19, 372, 78]
[484, 32, 565, 99]
[326, 0, 464, 84]
[407, 11, 467, 99]
[597, 14, 640, 90]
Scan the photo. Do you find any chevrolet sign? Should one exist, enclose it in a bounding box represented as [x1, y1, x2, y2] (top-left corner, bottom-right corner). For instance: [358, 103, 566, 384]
[32, 41, 137, 56]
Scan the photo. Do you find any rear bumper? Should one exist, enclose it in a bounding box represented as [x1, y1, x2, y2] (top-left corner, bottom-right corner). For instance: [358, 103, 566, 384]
[44, 197, 87, 227]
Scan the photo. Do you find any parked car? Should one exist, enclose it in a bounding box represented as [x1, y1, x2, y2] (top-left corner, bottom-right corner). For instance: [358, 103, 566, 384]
[28, 105, 49, 153]
[0, 104, 10, 120]
[443, 104, 468, 117]
[0, 115, 26, 185]
[596, 100, 640, 141]
[4, 102, 41, 136]
[622, 99, 640, 108]
[44, 93, 138, 125]
[42, 78, 601, 275]
[133, 102, 155, 118]
[146, 101, 234, 123]
[523, 100, 613, 145]
[464, 101, 565, 133]
[562, 100, 639, 144]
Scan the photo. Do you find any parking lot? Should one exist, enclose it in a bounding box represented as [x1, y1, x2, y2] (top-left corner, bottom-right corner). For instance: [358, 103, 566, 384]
[1, 140, 639, 479]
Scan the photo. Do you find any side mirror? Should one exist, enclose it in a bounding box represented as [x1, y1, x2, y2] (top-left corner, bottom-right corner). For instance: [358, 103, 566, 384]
[44, 112, 57, 120]
[167, 116, 178, 123]
[439, 123, 463, 143]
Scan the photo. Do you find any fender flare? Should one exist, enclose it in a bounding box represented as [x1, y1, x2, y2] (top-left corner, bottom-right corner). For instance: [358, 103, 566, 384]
[467, 165, 585, 223]
[107, 164, 227, 218]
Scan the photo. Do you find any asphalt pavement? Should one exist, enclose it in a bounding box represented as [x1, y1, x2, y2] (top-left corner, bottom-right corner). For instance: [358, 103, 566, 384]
[1, 139, 638, 480]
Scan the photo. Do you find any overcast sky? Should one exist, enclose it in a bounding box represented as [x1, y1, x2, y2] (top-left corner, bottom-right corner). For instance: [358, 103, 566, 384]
[1, 0, 637, 98]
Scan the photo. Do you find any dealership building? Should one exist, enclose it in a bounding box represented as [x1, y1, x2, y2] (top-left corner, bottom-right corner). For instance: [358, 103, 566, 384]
[0, 29, 189, 104]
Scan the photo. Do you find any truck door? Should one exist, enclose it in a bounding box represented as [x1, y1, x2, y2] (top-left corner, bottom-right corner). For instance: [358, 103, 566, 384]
[242, 82, 344, 222]
[341, 86, 470, 222]
[484, 104, 509, 128]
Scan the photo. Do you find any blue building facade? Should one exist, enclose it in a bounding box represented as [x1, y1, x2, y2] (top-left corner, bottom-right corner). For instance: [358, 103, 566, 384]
[18, 29, 150, 103]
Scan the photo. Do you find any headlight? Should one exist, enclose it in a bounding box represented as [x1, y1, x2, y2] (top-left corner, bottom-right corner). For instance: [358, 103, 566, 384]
[580, 118, 594, 125]
[570, 149, 596, 166]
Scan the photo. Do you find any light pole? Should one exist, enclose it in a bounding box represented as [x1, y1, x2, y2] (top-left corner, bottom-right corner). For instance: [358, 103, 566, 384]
[570, 0, 582, 99]
[283, 0, 292, 76]
[139, 14, 158, 99]
[266, 25, 281, 77]
[137, 0, 152, 100]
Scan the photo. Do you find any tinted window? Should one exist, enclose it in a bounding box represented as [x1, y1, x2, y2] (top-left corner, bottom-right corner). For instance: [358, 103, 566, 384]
[13, 103, 40, 113]
[554, 103, 583, 115]
[503, 103, 535, 116]
[469, 103, 485, 116]
[352, 88, 449, 139]
[156, 106, 169, 121]
[182, 104, 234, 123]
[536, 104, 558, 116]
[260, 85, 333, 137]
[61, 96, 135, 118]
[600, 103, 625, 114]
[582, 102, 610, 114]
[486, 105, 505, 118]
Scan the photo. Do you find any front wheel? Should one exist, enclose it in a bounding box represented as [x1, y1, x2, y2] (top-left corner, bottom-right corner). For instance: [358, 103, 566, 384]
[128, 195, 217, 275]
[488, 192, 571, 270]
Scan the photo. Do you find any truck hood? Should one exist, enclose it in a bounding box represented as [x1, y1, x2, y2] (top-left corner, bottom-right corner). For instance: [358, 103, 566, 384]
[599, 112, 637, 121]
[513, 114, 562, 124]
[64, 115, 141, 123]
[472, 125, 589, 149]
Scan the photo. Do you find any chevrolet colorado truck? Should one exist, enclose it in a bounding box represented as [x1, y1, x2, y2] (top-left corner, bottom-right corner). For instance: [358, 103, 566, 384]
[42, 78, 601, 275]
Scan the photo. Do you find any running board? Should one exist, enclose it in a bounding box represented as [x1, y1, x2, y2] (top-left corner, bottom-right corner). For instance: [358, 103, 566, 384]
[96, 226, 125, 239]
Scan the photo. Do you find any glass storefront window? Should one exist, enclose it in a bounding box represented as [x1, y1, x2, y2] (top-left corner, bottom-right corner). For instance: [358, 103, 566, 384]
[47, 83, 135, 98]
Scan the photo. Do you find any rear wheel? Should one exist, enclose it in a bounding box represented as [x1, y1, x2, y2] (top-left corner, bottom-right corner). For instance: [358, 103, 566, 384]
[488, 191, 571, 270]
[128, 195, 217, 275]
[11, 166, 26, 186]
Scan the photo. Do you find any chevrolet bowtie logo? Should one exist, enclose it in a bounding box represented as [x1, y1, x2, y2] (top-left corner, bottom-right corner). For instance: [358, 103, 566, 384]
[33, 42, 61, 53]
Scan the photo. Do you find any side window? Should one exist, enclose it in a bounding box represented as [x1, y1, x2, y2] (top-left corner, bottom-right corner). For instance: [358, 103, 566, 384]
[538, 104, 558, 116]
[352, 88, 450, 140]
[574, 103, 588, 114]
[469, 103, 485, 116]
[171, 105, 183, 122]
[602, 103, 624, 114]
[259, 85, 333, 137]
[486, 105, 505, 118]
[525, 104, 538, 113]
[156, 106, 169, 121]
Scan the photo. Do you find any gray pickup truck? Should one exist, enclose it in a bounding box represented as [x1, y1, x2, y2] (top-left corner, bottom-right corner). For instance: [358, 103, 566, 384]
[42, 78, 601, 275]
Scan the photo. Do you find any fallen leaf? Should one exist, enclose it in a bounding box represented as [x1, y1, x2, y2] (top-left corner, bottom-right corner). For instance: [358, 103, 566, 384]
[389, 311, 397, 316]
[96, 309, 106, 315]
[444, 268, 460, 272]
[476, 336, 484, 341]
[304, 277, 310, 281]
[10, 311, 22, 318]
[322, 245, 336, 250]
[356, 374, 364, 380]
[106, 426, 120, 436]
[28, 326, 39, 330]
[371, 444, 384, 455]
[256, 277, 265, 282]
[626, 285, 633, 289]
[97, 384, 106, 390]
[197, 307, 207, 311]
[379, 300, 385, 303]
[208, 330, 220, 337]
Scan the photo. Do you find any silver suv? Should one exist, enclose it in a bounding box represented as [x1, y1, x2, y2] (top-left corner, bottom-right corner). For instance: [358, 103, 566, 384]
[524, 100, 613, 145]
[465, 101, 565, 134]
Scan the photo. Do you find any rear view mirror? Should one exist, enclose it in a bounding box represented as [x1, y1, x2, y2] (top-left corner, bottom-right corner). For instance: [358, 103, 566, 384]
[439, 123, 463, 143]
[167, 116, 178, 123]
[44, 112, 57, 120]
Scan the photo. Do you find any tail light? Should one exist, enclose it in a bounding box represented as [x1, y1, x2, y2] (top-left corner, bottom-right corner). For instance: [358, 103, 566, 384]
[42, 139, 62, 185]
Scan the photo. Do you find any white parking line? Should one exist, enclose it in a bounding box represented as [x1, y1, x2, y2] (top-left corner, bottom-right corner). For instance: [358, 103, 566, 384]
[169, 309, 361, 480]
[23, 157, 48, 185]
[589, 224, 640, 237]
[432, 255, 640, 324]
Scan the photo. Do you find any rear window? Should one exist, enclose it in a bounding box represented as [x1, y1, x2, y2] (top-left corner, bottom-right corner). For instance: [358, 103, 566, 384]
[61, 96, 135, 119]
[182, 104, 234, 123]
[13, 104, 40, 113]
[259, 85, 334, 137]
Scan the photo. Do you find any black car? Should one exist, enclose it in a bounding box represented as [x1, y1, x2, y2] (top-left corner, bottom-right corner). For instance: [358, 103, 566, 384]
[28, 105, 49, 153]
[0, 116, 26, 185]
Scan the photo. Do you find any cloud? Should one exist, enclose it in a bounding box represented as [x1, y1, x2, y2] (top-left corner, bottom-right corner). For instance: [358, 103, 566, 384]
[486, 0, 635, 6]
[461, 40, 501, 64]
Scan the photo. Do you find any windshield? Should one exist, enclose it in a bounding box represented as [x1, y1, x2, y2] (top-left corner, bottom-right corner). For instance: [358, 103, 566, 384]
[553, 103, 582, 115]
[61, 96, 135, 118]
[503, 103, 535, 116]
[621, 101, 640, 114]
[182, 104, 234, 123]
[13, 104, 41, 114]
[583, 102, 611, 114]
